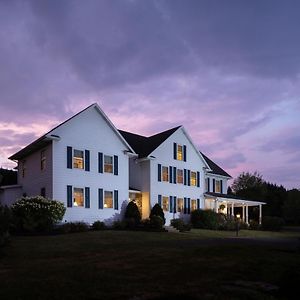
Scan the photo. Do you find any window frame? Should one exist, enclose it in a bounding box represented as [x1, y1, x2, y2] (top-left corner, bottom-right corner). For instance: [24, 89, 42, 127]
[104, 155, 113, 174]
[162, 166, 169, 182]
[177, 169, 183, 184]
[191, 199, 197, 212]
[190, 171, 197, 186]
[162, 196, 169, 212]
[177, 197, 184, 212]
[73, 149, 84, 169]
[215, 180, 221, 193]
[177, 144, 183, 161]
[73, 187, 84, 207]
[104, 190, 113, 208]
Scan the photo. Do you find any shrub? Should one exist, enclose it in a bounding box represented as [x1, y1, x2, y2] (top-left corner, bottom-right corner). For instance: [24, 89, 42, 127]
[249, 220, 260, 230]
[262, 216, 284, 231]
[149, 215, 164, 230]
[11, 196, 66, 233]
[171, 218, 191, 232]
[217, 214, 237, 231]
[190, 209, 219, 230]
[0, 205, 12, 247]
[150, 204, 165, 224]
[58, 222, 89, 233]
[92, 221, 106, 231]
[124, 201, 141, 227]
[112, 220, 127, 230]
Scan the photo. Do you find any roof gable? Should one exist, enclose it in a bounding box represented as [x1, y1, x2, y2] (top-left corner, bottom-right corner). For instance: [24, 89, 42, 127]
[201, 152, 232, 178]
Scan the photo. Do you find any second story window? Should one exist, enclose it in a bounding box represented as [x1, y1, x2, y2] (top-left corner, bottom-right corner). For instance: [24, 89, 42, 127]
[104, 155, 113, 173]
[73, 150, 84, 169]
[177, 145, 183, 161]
[190, 171, 197, 186]
[215, 180, 222, 193]
[162, 166, 169, 182]
[177, 169, 183, 184]
[22, 160, 26, 178]
[41, 150, 46, 171]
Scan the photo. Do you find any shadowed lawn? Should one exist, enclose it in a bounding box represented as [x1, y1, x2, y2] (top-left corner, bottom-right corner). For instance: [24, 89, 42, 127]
[0, 230, 299, 300]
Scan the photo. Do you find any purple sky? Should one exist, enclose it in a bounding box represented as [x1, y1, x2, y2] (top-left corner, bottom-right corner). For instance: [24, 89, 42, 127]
[0, 0, 299, 189]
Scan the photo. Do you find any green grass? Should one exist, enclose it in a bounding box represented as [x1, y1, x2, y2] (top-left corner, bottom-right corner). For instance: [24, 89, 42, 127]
[0, 230, 299, 299]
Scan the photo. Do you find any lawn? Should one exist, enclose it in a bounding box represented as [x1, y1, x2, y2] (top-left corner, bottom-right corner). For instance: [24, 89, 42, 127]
[0, 230, 299, 300]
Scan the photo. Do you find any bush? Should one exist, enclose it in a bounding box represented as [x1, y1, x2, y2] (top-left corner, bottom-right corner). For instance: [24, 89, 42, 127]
[191, 209, 219, 230]
[11, 196, 66, 233]
[262, 216, 284, 231]
[124, 201, 141, 227]
[249, 220, 260, 230]
[149, 215, 164, 230]
[150, 203, 165, 224]
[92, 221, 106, 231]
[0, 205, 12, 247]
[112, 220, 127, 230]
[58, 222, 89, 234]
[171, 218, 191, 232]
[217, 214, 237, 231]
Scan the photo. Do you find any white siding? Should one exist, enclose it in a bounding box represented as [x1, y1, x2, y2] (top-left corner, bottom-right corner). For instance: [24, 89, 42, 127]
[0, 185, 23, 206]
[51, 106, 130, 224]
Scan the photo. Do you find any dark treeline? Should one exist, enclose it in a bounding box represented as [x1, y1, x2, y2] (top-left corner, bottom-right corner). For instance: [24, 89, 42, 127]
[0, 168, 18, 186]
[230, 172, 300, 225]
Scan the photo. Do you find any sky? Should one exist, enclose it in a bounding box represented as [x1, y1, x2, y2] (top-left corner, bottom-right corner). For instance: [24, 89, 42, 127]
[0, 0, 299, 189]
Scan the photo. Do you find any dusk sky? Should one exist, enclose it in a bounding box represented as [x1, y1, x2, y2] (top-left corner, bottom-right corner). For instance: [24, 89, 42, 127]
[0, 0, 299, 189]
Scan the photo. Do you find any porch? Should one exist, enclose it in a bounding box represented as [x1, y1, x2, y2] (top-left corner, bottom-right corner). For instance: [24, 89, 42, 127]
[204, 192, 266, 225]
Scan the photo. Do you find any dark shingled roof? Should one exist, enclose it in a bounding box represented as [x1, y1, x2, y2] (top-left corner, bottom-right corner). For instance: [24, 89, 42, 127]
[200, 152, 232, 178]
[119, 126, 181, 158]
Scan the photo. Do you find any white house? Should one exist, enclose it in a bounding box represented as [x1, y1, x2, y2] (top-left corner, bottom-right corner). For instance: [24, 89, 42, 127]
[2, 103, 265, 225]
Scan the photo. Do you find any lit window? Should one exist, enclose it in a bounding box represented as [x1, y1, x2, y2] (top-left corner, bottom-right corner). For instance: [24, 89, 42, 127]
[177, 145, 183, 161]
[41, 150, 46, 170]
[191, 199, 197, 211]
[22, 160, 26, 178]
[162, 166, 169, 182]
[74, 188, 84, 207]
[162, 196, 169, 212]
[73, 150, 84, 169]
[191, 171, 197, 186]
[177, 169, 183, 184]
[104, 155, 113, 173]
[104, 191, 113, 208]
[215, 180, 221, 193]
[177, 198, 183, 212]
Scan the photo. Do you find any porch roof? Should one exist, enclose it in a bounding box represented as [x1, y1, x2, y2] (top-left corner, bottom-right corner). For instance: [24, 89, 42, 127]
[204, 192, 266, 206]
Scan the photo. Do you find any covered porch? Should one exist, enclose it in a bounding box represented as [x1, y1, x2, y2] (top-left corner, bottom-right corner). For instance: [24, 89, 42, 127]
[204, 192, 266, 225]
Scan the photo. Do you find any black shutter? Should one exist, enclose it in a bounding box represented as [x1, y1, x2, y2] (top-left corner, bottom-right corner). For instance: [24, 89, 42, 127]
[67, 185, 72, 207]
[184, 169, 187, 185]
[173, 167, 177, 184]
[213, 179, 215, 192]
[158, 194, 162, 206]
[114, 190, 118, 210]
[197, 198, 200, 210]
[67, 146, 72, 169]
[169, 166, 173, 183]
[207, 178, 210, 192]
[169, 196, 173, 213]
[98, 188, 103, 209]
[184, 197, 187, 214]
[114, 155, 118, 175]
[188, 170, 191, 186]
[98, 152, 103, 173]
[158, 164, 162, 182]
[197, 171, 200, 187]
[173, 142, 177, 160]
[173, 196, 177, 213]
[187, 198, 191, 214]
[85, 187, 90, 208]
[85, 150, 90, 172]
[183, 145, 187, 161]
[220, 180, 223, 193]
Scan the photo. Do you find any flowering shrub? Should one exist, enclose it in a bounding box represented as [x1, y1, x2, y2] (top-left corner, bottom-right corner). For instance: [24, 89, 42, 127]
[11, 196, 66, 233]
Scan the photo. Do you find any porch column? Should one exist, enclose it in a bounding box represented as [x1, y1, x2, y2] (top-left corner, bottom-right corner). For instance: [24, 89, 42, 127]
[242, 205, 245, 222]
[231, 202, 234, 216]
[215, 200, 218, 212]
[259, 204, 262, 225]
[246, 204, 249, 224]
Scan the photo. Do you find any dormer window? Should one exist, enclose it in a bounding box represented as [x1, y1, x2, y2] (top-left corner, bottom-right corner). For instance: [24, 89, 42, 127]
[173, 143, 186, 161]
[73, 149, 84, 169]
[177, 145, 183, 161]
[215, 180, 222, 193]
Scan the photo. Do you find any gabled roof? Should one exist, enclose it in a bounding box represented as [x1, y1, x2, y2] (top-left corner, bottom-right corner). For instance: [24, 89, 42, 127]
[201, 152, 232, 178]
[119, 126, 181, 158]
[9, 103, 135, 161]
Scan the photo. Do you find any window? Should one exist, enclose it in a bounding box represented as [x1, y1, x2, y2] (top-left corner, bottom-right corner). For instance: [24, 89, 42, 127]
[73, 149, 84, 169]
[104, 155, 113, 173]
[41, 150, 46, 170]
[104, 191, 113, 208]
[177, 198, 183, 212]
[22, 160, 26, 178]
[41, 187, 46, 197]
[190, 171, 197, 186]
[162, 166, 169, 182]
[177, 169, 183, 184]
[215, 180, 221, 193]
[191, 199, 197, 211]
[177, 144, 183, 161]
[73, 188, 84, 207]
[205, 178, 209, 192]
[162, 196, 169, 212]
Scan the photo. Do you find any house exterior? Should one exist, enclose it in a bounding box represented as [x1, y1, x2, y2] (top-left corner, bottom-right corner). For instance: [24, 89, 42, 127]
[2, 103, 265, 225]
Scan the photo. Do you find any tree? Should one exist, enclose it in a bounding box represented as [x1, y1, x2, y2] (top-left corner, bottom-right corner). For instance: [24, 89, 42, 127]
[149, 204, 165, 224]
[283, 189, 300, 225]
[124, 201, 141, 225]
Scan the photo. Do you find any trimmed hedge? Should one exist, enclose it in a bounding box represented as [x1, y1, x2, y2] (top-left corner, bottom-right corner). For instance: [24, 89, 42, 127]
[124, 201, 141, 226]
[150, 204, 165, 224]
[92, 221, 106, 231]
[171, 219, 191, 232]
[191, 209, 219, 230]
